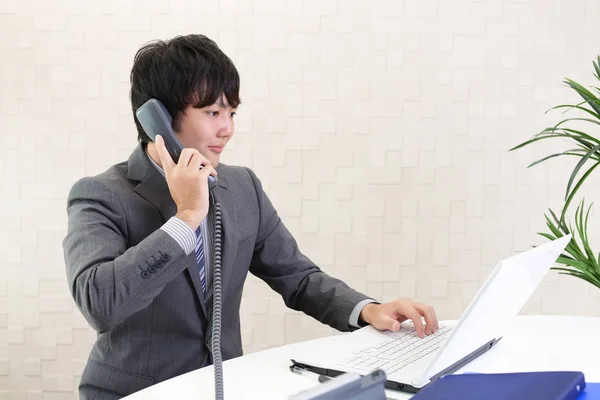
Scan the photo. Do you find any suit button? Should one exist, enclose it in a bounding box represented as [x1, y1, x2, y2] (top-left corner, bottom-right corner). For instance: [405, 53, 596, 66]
[148, 264, 157, 273]
[141, 270, 150, 279]
[155, 260, 164, 268]
[161, 254, 171, 262]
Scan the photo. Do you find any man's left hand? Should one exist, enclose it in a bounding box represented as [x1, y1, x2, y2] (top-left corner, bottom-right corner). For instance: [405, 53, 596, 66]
[359, 299, 439, 338]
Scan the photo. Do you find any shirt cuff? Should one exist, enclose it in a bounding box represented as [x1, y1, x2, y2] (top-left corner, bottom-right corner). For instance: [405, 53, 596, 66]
[348, 299, 379, 328]
[160, 217, 196, 255]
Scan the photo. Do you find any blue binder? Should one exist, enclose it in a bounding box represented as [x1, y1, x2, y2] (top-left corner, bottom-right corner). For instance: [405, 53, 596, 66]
[410, 371, 586, 400]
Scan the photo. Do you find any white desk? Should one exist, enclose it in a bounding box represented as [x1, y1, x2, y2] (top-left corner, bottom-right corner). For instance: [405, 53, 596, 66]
[124, 315, 600, 399]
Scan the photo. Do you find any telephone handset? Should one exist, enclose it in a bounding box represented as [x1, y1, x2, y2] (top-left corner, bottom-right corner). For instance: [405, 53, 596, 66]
[135, 98, 217, 188]
[136, 98, 225, 400]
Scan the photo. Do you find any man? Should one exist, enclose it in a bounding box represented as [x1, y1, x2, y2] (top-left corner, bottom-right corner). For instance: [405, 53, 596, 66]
[62, 34, 439, 399]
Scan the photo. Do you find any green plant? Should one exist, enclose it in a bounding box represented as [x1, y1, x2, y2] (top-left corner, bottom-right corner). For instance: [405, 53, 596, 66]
[510, 56, 600, 290]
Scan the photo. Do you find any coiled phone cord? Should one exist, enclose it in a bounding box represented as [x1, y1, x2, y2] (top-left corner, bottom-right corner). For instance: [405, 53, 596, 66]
[210, 192, 224, 400]
[134, 97, 224, 398]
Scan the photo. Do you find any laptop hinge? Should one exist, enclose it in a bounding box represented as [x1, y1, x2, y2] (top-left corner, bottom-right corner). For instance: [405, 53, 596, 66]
[425, 337, 502, 385]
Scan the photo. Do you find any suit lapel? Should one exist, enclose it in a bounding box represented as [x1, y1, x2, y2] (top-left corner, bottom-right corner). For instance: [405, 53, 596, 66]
[127, 144, 239, 321]
[127, 144, 208, 318]
[127, 144, 177, 222]
[208, 168, 238, 308]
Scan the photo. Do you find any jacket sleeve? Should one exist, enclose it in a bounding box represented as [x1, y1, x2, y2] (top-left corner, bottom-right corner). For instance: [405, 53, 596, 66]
[245, 168, 372, 332]
[62, 176, 192, 332]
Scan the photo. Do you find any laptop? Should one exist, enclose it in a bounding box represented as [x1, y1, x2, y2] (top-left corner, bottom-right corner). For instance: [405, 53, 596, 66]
[290, 234, 572, 394]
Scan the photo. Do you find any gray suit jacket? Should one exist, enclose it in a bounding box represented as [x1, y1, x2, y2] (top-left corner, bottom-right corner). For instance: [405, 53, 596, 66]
[62, 143, 371, 399]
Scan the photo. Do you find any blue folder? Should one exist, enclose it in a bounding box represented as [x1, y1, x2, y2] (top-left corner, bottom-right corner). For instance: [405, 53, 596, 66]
[410, 371, 586, 400]
[578, 382, 600, 399]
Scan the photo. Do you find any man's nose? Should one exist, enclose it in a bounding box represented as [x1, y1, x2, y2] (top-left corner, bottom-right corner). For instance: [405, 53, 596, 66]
[218, 116, 233, 136]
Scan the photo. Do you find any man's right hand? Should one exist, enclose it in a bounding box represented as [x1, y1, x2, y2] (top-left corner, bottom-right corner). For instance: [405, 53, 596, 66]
[155, 135, 217, 231]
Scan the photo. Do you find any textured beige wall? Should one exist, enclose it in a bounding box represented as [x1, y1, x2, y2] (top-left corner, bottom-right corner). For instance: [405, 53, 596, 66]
[2, 0, 600, 398]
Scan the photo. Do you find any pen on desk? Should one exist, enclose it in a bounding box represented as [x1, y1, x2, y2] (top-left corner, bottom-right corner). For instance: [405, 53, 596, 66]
[290, 365, 331, 383]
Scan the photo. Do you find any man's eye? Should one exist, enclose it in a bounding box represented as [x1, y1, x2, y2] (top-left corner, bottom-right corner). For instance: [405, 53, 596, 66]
[207, 111, 219, 116]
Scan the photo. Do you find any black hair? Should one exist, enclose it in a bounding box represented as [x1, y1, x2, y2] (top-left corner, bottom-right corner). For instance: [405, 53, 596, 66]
[129, 34, 241, 143]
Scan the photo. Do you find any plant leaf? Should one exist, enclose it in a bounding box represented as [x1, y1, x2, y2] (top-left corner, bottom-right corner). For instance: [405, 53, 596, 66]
[546, 210, 586, 259]
[554, 118, 600, 130]
[577, 201, 598, 272]
[564, 143, 600, 200]
[564, 78, 600, 116]
[553, 268, 600, 289]
[544, 213, 564, 238]
[531, 127, 599, 156]
[583, 200, 592, 243]
[549, 104, 600, 120]
[538, 232, 557, 241]
[560, 160, 600, 227]
[527, 150, 589, 168]
[509, 132, 593, 152]
[523, 127, 599, 156]
[553, 265, 598, 280]
[547, 209, 568, 233]
[559, 128, 600, 146]
[554, 258, 590, 273]
[574, 141, 600, 159]
[509, 135, 557, 151]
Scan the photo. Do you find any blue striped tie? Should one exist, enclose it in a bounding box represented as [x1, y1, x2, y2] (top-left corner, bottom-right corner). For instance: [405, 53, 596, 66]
[195, 226, 207, 299]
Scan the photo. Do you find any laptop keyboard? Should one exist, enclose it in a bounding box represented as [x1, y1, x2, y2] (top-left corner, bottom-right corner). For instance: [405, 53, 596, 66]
[336, 325, 452, 374]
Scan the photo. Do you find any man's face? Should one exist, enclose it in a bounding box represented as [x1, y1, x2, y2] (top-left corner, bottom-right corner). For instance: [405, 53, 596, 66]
[175, 95, 236, 167]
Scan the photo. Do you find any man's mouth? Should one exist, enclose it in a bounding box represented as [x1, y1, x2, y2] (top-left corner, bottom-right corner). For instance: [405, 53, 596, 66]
[208, 146, 224, 154]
